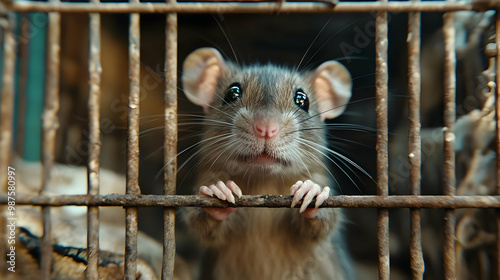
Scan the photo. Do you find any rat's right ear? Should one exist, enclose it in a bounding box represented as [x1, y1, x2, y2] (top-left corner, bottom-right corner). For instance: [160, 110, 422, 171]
[182, 48, 226, 114]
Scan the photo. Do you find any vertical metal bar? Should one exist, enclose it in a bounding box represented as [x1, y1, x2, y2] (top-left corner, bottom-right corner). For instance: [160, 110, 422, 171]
[162, 0, 177, 278]
[86, 5, 102, 280]
[442, 6, 456, 280]
[125, 6, 141, 280]
[408, 5, 424, 279]
[495, 11, 500, 280]
[15, 15, 29, 157]
[40, 1, 61, 279]
[375, 1, 389, 279]
[0, 12, 16, 277]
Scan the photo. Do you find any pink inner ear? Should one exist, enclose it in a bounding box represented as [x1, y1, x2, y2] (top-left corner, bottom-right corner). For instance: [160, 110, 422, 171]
[182, 48, 227, 114]
[314, 74, 339, 122]
[195, 62, 221, 113]
[312, 62, 352, 121]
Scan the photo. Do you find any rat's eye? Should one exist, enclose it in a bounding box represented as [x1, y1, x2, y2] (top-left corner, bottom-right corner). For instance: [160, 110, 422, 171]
[293, 89, 309, 112]
[223, 83, 242, 105]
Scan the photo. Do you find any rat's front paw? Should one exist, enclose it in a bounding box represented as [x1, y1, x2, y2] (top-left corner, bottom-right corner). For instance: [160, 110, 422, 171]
[200, 180, 242, 221]
[290, 180, 330, 218]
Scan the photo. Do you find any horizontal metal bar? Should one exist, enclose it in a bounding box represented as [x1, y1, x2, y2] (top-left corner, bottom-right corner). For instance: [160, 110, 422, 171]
[2, 194, 500, 208]
[5, 1, 491, 14]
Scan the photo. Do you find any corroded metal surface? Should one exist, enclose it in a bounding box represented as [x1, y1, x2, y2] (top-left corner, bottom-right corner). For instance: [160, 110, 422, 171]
[3, 194, 500, 208]
[375, 3, 390, 279]
[162, 2, 178, 279]
[125, 6, 141, 279]
[442, 8, 457, 280]
[86, 6, 102, 279]
[6, 1, 496, 14]
[408, 4, 425, 279]
[496, 12, 500, 280]
[40, 4, 61, 279]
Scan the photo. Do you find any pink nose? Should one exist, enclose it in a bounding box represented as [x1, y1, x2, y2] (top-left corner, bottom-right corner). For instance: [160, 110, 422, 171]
[253, 118, 280, 139]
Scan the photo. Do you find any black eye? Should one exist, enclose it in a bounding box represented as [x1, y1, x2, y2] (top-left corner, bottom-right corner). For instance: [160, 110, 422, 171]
[293, 89, 309, 112]
[223, 83, 242, 105]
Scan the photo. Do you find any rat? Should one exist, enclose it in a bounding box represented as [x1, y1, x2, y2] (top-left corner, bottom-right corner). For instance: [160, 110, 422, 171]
[181, 47, 354, 280]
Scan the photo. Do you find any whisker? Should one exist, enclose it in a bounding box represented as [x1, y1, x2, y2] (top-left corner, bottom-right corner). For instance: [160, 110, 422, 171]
[334, 56, 370, 62]
[154, 133, 233, 180]
[206, 138, 239, 171]
[296, 17, 332, 72]
[317, 141, 374, 182]
[177, 87, 237, 120]
[298, 146, 342, 193]
[296, 138, 361, 193]
[328, 136, 374, 149]
[352, 72, 376, 81]
[301, 94, 409, 125]
[296, 125, 377, 134]
[300, 18, 367, 72]
[176, 140, 234, 189]
[212, 14, 239, 65]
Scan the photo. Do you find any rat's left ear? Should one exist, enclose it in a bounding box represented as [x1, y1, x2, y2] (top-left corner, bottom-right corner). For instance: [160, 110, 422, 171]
[310, 61, 352, 121]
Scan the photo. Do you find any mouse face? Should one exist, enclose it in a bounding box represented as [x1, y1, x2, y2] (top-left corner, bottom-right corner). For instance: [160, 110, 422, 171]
[182, 48, 352, 178]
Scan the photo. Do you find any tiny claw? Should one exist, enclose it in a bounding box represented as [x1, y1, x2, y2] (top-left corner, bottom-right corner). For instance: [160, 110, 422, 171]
[315, 186, 330, 208]
[217, 181, 235, 204]
[290, 180, 303, 195]
[199, 186, 214, 197]
[299, 183, 321, 213]
[209, 184, 227, 201]
[227, 180, 243, 198]
[291, 180, 314, 209]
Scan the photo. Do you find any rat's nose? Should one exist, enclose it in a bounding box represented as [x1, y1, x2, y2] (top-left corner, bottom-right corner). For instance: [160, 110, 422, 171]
[253, 117, 280, 139]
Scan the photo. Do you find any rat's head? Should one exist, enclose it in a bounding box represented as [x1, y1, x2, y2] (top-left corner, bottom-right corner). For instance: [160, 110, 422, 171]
[182, 48, 352, 178]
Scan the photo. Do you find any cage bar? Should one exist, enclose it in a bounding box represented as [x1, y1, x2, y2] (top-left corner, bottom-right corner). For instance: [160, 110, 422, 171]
[125, 5, 141, 279]
[162, 1, 178, 279]
[86, 3, 102, 279]
[3, 194, 500, 208]
[6, 1, 495, 14]
[375, 1, 390, 279]
[442, 6, 457, 280]
[408, 4, 424, 279]
[40, 2, 61, 278]
[0, 11, 16, 277]
[496, 11, 500, 280]
[15, 15, 29, 158]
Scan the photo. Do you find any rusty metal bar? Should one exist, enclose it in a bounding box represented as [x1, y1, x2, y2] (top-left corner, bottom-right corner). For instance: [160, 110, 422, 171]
[375, 0, 390, 278]
[496, 11, 500, 280]
[40, 2, 61, 278]
[162, 1, 177, 279]
[125, 4, 141, 279]
[6, 1, 492, 14]
[408, 4, 424, 279]
[442, 6, 457, 279]
[86, 4, 102, 279]
[15, 15, 29, 158]
[2, 194, 500, 208]
[0, 12, 16, 277]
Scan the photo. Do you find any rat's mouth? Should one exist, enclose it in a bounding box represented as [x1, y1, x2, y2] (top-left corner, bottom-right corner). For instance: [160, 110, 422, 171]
[239, 152, 287, 166]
